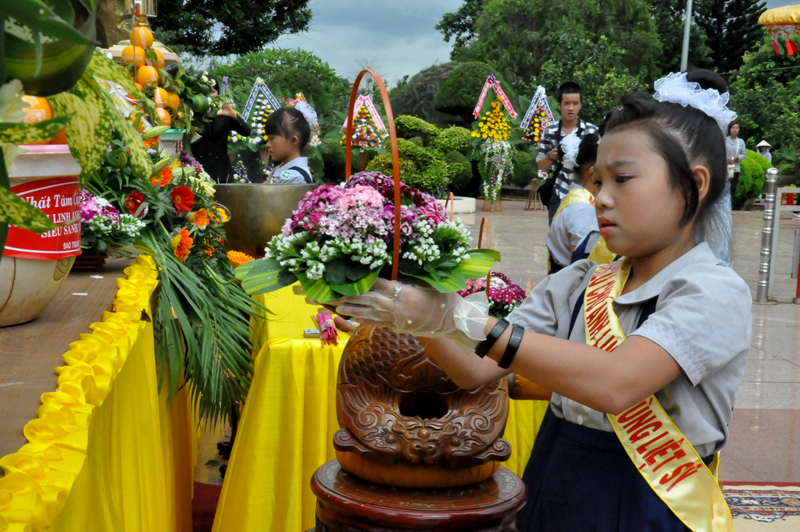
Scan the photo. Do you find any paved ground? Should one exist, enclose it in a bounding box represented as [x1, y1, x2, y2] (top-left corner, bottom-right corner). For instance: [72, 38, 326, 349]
[459, 200, 800, 482]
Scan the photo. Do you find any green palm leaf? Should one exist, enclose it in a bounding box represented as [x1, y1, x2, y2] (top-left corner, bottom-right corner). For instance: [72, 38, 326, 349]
[0, 116, 71, 145]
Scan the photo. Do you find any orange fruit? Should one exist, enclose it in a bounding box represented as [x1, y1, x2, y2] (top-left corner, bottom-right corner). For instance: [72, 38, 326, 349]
[22, 96, 54, 145]
[166, 91, 180, 109]
[135, 82, 143, 91]
[153, 87, 169, 108]
[50, 129, 68, 145]
[148, 48, 164, 69]
[136, 65, 159, 85]
[156, 108, 172, 127]
[122, 45, 146, 67]
[130, 26, 154, 50]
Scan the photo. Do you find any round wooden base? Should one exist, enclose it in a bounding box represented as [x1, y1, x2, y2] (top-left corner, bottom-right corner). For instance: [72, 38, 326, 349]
[310, 460, 527, 532]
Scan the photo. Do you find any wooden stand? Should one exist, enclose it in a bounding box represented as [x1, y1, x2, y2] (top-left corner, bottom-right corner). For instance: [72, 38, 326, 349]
[310, 460, 527, 532]
[71, 254, 107, 272]
[481, 198, 503, 212]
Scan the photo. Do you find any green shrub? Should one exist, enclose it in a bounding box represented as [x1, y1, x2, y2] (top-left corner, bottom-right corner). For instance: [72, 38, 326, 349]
[433, 126, 472, 154]
[738, 149, 771, 202]
[434, 62, 517, 123]
[365, 139, 452, 197]
[510, 150, 538, 188]
[271, 67, 329, 114]
[444, 151, 473, 192]
[390, 62, 463, 127]
[395, 115, 439, 142]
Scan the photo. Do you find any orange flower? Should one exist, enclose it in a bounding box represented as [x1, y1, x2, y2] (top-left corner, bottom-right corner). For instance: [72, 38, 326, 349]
[227, 250, 255, 268]
[170, 228, 193, 262]
[171, 185, 194, 213]
[151, 166, 173, 187]
[124, 191, 145, 216]
[208, 205, 230, 223]
[189, 208, 209, 229]
[143, 136, 160, 149]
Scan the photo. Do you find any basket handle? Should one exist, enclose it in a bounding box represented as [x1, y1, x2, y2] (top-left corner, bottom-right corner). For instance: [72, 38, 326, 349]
[477, 217, 491, 249]
[345, 70, 401, 281]
[444, 192, 455, 222]
[477, 217, 493, 287]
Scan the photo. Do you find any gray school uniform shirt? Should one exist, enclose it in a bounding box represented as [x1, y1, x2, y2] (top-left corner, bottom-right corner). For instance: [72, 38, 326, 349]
[546, 183, 599, 267]
[269, 156, 312, 185]
[506, 243, 752, 457]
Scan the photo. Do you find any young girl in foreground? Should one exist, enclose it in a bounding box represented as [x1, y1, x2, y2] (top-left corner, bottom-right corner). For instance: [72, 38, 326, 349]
[335, 70, 750, 531]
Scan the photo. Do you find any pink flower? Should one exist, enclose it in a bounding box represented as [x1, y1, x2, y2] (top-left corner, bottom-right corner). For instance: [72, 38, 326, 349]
[336, 186, 384, 209]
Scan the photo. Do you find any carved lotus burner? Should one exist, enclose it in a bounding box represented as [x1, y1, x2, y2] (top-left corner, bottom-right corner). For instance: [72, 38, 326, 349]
[334, 325, 511, 488]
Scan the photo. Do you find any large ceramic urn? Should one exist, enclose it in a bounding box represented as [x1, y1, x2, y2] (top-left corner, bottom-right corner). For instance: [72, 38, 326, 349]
[213, 183, 316, 258]
[334, 325, 511, 489]
[0, 145, 81, 326]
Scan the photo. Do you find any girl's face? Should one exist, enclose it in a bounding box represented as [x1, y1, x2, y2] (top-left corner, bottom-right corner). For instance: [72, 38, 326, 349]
[593, 129, 699, 259]
[729, 124, 739, 137]
[266, 133, 297, 163]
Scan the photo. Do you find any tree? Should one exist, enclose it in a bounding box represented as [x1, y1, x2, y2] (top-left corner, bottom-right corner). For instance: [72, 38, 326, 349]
[452, 0, 661, 95]
[649, 0, 711, 74]
[694, 0, 767, 74]
[434, 62, 517, 125]
[435, 0, 486, 59]
[391, 62, 464, 126]
[150, 0, 312, 55]
[729, 37, 800, 182]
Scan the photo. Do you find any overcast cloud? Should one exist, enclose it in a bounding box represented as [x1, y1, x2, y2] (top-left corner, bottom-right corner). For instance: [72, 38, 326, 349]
[269, 0, 798, 83]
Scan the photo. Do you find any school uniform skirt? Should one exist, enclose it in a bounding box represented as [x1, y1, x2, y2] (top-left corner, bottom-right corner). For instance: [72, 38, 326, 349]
[517, 408, 712, 532]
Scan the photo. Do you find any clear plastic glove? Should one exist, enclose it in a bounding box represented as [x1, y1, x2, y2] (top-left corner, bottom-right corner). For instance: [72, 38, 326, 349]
[333, 278, 490, 353]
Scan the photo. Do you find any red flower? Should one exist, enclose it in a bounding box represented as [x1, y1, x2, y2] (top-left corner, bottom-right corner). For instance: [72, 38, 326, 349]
[171, 186, 194, 213]
[151, 166, 173, 187]
[124, 191, 146, 216]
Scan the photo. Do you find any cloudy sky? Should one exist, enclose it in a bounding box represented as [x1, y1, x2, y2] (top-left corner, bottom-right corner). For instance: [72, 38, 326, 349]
[270, 0, 797, 83]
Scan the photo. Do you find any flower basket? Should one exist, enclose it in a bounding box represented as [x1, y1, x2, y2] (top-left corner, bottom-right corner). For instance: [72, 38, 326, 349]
[235, 70, 500, 303]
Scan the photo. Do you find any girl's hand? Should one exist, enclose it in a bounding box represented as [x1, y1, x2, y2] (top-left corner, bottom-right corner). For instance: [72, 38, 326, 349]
[220, 104, 236, 118]
[332, 279, 490, 350]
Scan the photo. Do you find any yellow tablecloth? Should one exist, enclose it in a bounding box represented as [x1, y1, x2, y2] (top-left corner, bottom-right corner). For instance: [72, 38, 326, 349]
[213, 283, 549, 532]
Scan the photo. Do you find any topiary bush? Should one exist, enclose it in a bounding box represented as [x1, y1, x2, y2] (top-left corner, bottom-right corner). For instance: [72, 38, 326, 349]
[390, 62, 463, 127]
[434, 62, 517, 124]
[271, 67, 330, 115]
[395, 115, 440, 142]
[444, 151, 473, 192]
[738, 149, 771, 205]
[432, 126, 472, 154]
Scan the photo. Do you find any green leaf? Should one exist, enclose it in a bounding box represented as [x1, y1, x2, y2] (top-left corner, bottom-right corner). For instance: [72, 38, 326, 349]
[331, 269, 378, 296]
[406, 266, 467, 293]
[3, 0, 92, 45]
[345, 261, 372, 281]
[456, 249, 501, 280]
[236, 258, 296, 295]
[295, 270, 336, 304]
[0, 116, 71, 145]
[323, 258, 347, 285]
[0, 186, 58, 232]
[48, 74, 113, 182]
[87, 51, 158, 118]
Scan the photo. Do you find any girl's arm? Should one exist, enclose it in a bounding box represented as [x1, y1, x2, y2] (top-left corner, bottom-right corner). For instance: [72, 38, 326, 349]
[739, 140, 746, 161]
[423, 319, 681, 415]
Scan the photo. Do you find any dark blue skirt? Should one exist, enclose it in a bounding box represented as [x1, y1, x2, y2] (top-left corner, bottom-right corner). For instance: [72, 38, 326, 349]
[517, 408, 711, 532]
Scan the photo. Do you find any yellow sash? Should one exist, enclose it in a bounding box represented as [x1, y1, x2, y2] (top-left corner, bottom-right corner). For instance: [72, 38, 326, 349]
[553, 187, 594, 221]
[587, 235, 616, 265]
[583, 260, 734, 532]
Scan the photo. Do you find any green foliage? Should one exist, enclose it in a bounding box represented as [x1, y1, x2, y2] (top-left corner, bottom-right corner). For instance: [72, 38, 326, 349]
[433, 126, 473, 153]
[729, 39, 800, 179]
[435, 0, 486, 57]
[443, 150, 473, 191]
[695, 0, 766, 74]
[390, 62, 464, 126]
[510, 150, 539, 188]
[271, 67, 330, 114]
[454, 0, 660, 95]
[738, 149, 771, 201]
[2, 0, 97, 95]
[395, 115, 440, 142]
[150, 0, 312, 55]
[214, 49, 350, 119]
[533, 34, 647, 124]
[649, 0, 711, 74]
[434, 62, 517, 122]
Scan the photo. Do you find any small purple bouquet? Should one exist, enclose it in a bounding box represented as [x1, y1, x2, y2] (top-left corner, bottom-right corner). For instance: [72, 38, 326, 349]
[80, 190, 145, 254]
[458, 271, 526, 318]
[236, 172, 499, 303]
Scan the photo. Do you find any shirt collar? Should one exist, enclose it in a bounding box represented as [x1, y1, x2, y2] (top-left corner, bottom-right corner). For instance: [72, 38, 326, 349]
[614, 243, 719, 305]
